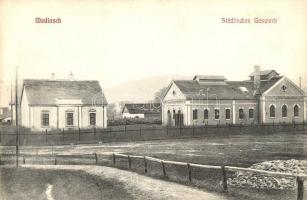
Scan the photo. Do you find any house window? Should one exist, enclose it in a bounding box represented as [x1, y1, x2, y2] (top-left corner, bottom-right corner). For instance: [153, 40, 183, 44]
[239, 109, 244, 119]
[90, 112, 96, 125]
[249, 109, 254, 119]
[214, 109, 219, 119]
[282, 105, 287, 117]
[294, 105, 299, 117]
[66, 112, 74, 126]
[204, 109, 209, 119]
[193, 109, 198, 120]
[270, 105, 275, 118]
[41, 111, 49, 127]
[225, 109, 230, 120]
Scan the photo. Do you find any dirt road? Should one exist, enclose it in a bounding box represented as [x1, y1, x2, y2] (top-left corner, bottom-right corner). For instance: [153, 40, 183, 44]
[0, 165, 237, 200]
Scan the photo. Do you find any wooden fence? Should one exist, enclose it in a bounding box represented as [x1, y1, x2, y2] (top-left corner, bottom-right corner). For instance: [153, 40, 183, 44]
[0, 121, 306, 146]
[112, 153, 307, 200]
[0, 152, 306, 200]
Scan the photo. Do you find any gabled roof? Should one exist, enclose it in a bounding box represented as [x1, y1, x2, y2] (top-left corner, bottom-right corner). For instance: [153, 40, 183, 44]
[22, 79, 108, 106]
[172, 76, 283, 100]
[193, 75, 227, 81]
[249, 70, 279, 77]
[123, 103, 161, 114]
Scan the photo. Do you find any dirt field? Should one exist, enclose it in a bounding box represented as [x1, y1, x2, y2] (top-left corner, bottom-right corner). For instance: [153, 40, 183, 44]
[8, 131, 307, 167]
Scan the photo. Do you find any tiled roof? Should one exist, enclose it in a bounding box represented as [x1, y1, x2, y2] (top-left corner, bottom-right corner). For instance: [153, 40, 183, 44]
[123, 103, 161, 114]
[22, 79, 108, 105]
[173, 76, 283, 100]
[193, 75, 227, 81]
[249, 70, 279, 77]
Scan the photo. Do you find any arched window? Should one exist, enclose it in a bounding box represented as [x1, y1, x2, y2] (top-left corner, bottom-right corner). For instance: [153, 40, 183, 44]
[193, 109, 198, 120]
[214, 109, 219, 119]
[204, 109, 209, 119]
[294, 105, 299, 117]
[239, 109, 244, 119]
[282, 105, 287, 117]
[225, 109, 230, 120]
[249, 109, 254, 119]
[270, 105, 275, 118]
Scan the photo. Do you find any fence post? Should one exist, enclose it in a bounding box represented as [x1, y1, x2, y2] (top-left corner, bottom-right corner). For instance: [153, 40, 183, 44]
[0, 130, 2, 144]
[94, 153, 98, 165]
[62, 128, 64, 142]
[139, 126, 142, 137]
[166, 126, 168, 136]
[45, 129, 48, 143]
[112, 153, 116, 165]
[161, 161, 166, 177]
[297, 176, 304, 200]
[23, 156, 25, 164]
[54, 156, 57, 165]
[187, 163, 192, 182]
[78, 128, 81, 141]
[192, 124, 194, 136]
[179, 124, 181, 136]
[221, 166, 228, 192]
[128, 155, 131, 169]
[144, 156, 148, 173]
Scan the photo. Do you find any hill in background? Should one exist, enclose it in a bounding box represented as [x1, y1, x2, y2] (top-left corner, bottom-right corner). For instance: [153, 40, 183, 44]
[104, 75, 190, 104]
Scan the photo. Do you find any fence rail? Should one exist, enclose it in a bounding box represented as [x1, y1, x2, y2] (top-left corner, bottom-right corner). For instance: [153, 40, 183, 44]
[0, 152, 305, 200]
[112, 153, 306, 200]
[0, 122, 306, 146]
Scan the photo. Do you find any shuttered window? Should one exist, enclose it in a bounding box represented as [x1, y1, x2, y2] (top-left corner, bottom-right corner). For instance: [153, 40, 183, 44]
[90, 113, 96, 125]
[66, 112, 74, 126]
[41, 112, 49, 127]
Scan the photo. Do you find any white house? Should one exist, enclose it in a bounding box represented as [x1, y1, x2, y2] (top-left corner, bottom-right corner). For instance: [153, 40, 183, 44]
[17, 79, 108, 131]
[122, 103, 161, 119]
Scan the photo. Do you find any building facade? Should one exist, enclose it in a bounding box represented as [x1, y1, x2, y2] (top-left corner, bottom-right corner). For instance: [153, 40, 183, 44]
[162, 66, 306, 126]
[122, 103, 161, 119]
[17, 79, 108, 131]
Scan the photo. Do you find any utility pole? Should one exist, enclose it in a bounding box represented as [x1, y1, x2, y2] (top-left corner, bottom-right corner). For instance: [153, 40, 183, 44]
[10, 78, 13, 125]
[15, 66, 19, 167]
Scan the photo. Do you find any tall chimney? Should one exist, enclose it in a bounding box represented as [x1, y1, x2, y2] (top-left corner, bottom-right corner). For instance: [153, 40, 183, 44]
[253, 65, 261, 95]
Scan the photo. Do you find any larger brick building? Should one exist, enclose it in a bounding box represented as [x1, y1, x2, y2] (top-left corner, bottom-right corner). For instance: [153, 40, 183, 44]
[162, 66, 306, 126]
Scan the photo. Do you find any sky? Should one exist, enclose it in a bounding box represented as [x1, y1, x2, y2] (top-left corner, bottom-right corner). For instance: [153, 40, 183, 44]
[0, 0, 307, 106]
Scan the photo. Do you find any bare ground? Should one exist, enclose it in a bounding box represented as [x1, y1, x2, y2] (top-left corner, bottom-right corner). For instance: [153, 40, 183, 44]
[0, 165, 238, 200]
